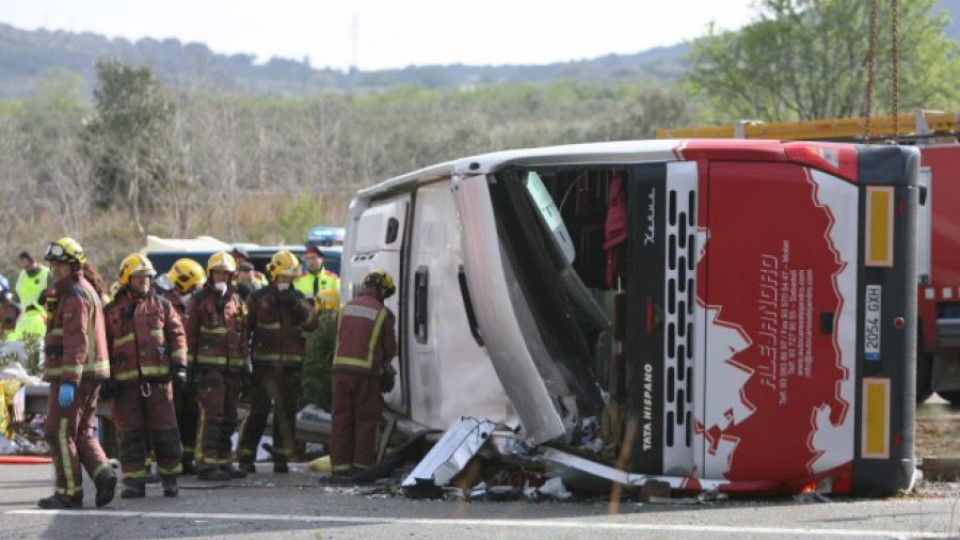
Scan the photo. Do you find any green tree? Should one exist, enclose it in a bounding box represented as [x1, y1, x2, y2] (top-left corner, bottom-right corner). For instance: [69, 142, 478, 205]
[686, 0, 960, 122]
[84, 59, 179, 233]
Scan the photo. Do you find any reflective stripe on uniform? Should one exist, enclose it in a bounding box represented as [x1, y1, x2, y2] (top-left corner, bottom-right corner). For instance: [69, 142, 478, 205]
[170, 349, 187, 361]
[114, 365, 171, 382]
[45, 365, 83, 377]
[59, 417, 78, 495]
[48, 327, 64, 337]
[257, 322, 281, 330]
[123, 469, 147, 480]
[113, 333, 136, 348]
[332, 308, 387, 371]
[341, 304, 379, 321]
[92, 462, 111, 479]
[196, 354, 228, 366]
[200, 326, 228, 335]
[82, 360, 110, 374]
[157, 463, 183, 475]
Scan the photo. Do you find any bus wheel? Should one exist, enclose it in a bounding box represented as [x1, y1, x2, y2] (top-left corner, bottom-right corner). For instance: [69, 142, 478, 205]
[916, 346, 934, 404]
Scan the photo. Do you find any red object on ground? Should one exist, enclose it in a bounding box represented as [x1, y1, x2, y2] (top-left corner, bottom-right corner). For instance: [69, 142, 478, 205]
[0, 455, 52, 464]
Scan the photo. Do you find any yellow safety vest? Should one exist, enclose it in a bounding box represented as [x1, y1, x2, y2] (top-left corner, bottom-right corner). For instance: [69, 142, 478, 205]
[16, 265, 51, 306]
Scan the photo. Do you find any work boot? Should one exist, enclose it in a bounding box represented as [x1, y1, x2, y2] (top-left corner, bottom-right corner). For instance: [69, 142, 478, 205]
[239, 461, 257, 474]
[273, 458, 288, 474]
[181, 456, 196, 475]
[94, 467, 118, 508]
[323, 473, 355, 485]
[37, 493, 83, 509]
[196, 467, 231, 481]
[120, 482, 146, 499]
[220, 463, 247, 479]
[161, 475, 178, 498]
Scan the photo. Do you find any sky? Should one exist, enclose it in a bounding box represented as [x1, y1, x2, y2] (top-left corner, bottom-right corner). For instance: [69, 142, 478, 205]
[0, 0, 758, 71]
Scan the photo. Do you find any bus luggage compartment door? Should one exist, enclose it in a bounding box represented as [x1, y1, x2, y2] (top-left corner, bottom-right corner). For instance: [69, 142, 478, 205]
[700, 161, 859, 486]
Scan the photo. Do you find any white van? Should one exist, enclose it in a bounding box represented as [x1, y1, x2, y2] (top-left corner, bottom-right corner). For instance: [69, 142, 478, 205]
[342, 139, 919, 495]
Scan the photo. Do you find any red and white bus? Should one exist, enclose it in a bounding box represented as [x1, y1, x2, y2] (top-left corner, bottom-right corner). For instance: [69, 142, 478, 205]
[343, 138, 919, 495]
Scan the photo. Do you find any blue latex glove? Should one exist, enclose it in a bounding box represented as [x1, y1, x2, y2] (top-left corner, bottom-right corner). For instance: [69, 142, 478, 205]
[58, 382, 76, 408]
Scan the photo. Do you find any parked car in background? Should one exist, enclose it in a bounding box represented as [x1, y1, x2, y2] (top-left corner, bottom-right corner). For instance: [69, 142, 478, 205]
[307, 226, 345, 246]
[142, 235, 341, 277]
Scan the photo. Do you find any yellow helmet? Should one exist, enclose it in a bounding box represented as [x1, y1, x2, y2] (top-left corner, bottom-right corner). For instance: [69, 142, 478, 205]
[266, 250, 301, 281]
[166, 258, 206, 294]
[363, 269, 396, 298]
[45, 237, 86, 265]
[315, 287, 341, 311]
[118, 253, 157, 287]
[206, 251, 237, 276]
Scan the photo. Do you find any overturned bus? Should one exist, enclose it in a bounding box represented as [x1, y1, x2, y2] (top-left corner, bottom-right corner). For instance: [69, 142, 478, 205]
[341, 139, 920, 496]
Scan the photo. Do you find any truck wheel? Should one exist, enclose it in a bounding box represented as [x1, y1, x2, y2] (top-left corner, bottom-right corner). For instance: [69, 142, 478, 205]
[916, 346, 934, 404]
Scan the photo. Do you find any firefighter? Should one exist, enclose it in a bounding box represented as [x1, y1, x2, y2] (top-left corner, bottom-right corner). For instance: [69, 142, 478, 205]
[329, 269, 397, 479]
[185, 252, 249, 481]
[38, 237, 117, 509]
[237, 250, 318, 473]
[104, 254, 188, 498]
[162, 258, 206, 474]
[234, 262, 262, 301]
[230, 246, 267, 294]
[294, 243, 340, 308]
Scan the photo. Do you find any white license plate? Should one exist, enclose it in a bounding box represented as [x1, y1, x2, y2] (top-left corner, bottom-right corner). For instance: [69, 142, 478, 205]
[864, 285, 882, 361]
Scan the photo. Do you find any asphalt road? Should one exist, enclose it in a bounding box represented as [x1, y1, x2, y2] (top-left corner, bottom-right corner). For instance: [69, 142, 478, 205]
[3, 460, 960, 540]
[3, 396, 960, 540]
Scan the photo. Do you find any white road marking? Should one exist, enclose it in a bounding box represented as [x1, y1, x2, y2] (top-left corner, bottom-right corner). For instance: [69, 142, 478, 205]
[4, 508, 957, 538]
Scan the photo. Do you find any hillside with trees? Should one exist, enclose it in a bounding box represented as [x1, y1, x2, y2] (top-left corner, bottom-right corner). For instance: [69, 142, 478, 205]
[0, 0, 957, 280]
[0, 21, 690, 99]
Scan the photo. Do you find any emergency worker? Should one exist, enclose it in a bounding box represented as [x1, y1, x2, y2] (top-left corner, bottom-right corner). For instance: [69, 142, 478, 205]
[0, 282, 20, 340]
[231, 247, 267, 290]
[185, 252, 249, 481]
[235, 262, 262, 301]
[161, 258, 206, 474]
[294, 244, 340, 308]
[9, 303, 46, 342]
[237, 250, 318, 473]
[329, 269, 397, 479]
[15, 251, 52, 307]
[104, 254, 187, 498]
[38, 237, 117, 509]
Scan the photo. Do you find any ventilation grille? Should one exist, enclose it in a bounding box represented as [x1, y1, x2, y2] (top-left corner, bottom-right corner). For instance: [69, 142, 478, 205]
[664, 184, 696, 451]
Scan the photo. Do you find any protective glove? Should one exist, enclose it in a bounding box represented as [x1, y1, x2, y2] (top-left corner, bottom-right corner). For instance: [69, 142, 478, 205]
[171, 365, 187, 391]
[58, 382, 76, 408]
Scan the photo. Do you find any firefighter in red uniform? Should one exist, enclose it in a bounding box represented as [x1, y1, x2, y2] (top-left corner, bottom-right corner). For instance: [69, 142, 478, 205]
[329, 269, 397, 479]
[237, 250, 318, 473]
[185, 252, 249, 481]
[38, 237, 117, 509]
[160, 257, 206, 474]
[105, 254, 188, 498]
